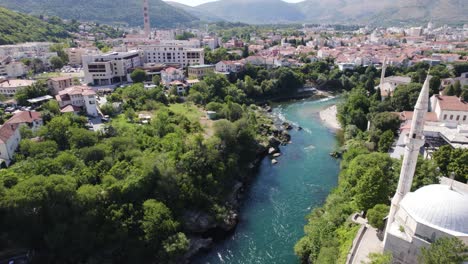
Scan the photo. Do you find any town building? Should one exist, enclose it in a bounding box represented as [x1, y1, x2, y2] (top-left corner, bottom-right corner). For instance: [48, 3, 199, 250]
[66, 47, 100, 66]
[431, 95, 468, 125]
[160, 67, 185, 85]
[0, 79, 36, 97]
[384, 76, 468, 263]
[441, 72, 468, 88]
[55, 86, 98, 116]
[377, 59, 412, 100]
[188, 65, 215, 79]
[0, 111, 42, 167]
[215, 60, 245, 73]
[83, 50, 142, 86]
[138, 44, 204, 67]
[47, 76, 74, 95]
[0, 57, 26, 78]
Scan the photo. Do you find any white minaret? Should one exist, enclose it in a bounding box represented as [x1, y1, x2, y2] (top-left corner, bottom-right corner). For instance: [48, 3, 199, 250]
[380, 57, 387, 89]
[143, 0, 151, 38]
[383, 75, 431, 245]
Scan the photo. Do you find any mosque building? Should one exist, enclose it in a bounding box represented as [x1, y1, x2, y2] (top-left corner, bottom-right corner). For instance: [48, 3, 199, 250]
[383, 75, 468, 263]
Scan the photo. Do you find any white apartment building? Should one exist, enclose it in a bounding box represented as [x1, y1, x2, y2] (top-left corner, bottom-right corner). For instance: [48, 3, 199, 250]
[66, 47, 100, 66]
[83, 51, 142, 86]
[161, 67, 185, 85]
[0, 42, 53, 58]
[215, 61, 245, 73]
[0, 79, 36, 97]
[0, 57, 26, 78]
[56, 86, 98, 116]
[138, 44, 204, 67]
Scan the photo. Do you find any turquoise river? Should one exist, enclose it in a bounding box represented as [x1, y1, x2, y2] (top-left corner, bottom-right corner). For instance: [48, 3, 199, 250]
[195, 98, 341, 264]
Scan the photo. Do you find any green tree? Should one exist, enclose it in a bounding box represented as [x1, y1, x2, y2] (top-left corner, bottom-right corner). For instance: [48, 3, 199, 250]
[152, 75, 161, 85]
[354, 167, 390, 211]
[461, 89, 468, 102]
[130, 69, 147, 83]
[366, 252, 392, 264]
[378, 130, 394, 153]
[391, 83, 422, 111]
[15, 81, 50, 105]
[419, 237, 468, 264]
[367, 204, 389, 230]
[141, 199, 178, 244]
[50, 56, 64, 69]
[371, 112, 401, 135]
[445, 84, 455, 96]
[453, 80, 462, 97]
[429, 76, 441, 96]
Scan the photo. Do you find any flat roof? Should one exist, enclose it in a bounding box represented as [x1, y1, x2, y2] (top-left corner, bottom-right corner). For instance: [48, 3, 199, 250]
[27, 95, 53, 103]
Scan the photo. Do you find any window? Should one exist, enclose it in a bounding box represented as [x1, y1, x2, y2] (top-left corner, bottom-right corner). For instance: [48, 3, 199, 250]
[456, 115, 460, 121]
[464, 116, 467, 121]
[450, 115, 453, 120]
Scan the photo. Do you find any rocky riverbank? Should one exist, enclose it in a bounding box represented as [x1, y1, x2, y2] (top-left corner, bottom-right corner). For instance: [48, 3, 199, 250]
[183, 105, 300, 262]
[319, 104, 341, 131]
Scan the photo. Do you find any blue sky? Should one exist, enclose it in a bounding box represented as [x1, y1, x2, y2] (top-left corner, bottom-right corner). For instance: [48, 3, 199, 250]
[165, 0, 305, 7]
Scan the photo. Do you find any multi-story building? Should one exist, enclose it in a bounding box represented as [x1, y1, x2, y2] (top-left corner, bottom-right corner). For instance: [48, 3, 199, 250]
[83, 51, 142, 86]
[47, 76, 74, 95]
[188, 65, 215, 79]
[0, 79, 36, 97]
[161, 67, 185, 85]
[215, 60, 245, 73]
[66, 47, 100, 66]
[138, 44, 204, 67]
[0, 111, 42, 167]
[0, 57, 26, 78]
[55, 86, 98, 116]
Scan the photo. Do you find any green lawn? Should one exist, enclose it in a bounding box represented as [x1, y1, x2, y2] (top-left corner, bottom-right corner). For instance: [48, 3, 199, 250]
[168, 103, 204, 123]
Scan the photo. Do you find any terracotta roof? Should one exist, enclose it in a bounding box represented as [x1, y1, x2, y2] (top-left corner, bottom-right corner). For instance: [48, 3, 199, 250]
[435, 95, 468, 112]
[0, 123, 18, 144]
[399, 111, 439, 122]
[60, 105, 81, 113]
[7, 111, 42, 124]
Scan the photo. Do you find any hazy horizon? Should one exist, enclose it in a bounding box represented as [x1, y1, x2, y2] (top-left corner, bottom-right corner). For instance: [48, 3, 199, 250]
[164, 0, 305, 7]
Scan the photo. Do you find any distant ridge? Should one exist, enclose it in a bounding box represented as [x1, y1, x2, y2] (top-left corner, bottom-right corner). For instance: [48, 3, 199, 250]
[192, 0, 468, 25]
[0, 0, 198, 27]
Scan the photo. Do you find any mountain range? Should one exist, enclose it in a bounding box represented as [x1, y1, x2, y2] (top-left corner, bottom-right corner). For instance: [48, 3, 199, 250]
[172, 0, 468, 26]
[0, 0, 466, 27]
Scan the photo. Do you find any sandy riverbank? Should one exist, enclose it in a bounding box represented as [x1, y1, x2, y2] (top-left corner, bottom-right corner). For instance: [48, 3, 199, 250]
[319, 105, 341, 130]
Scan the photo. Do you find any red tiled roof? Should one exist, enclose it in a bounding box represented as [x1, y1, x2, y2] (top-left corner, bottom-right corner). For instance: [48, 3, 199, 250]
[399, 111, 439, 122]
[60, 105, 81, 113]
[0, 123, 18, 144]
[435, 95, 468, 112]
[7, 111, 42, 125]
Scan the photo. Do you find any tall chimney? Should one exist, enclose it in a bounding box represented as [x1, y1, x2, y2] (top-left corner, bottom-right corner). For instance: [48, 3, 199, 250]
[143, 0, 151, 38]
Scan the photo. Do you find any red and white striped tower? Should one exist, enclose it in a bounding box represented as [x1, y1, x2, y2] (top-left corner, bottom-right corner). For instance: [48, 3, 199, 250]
[143, 0, 151, 38]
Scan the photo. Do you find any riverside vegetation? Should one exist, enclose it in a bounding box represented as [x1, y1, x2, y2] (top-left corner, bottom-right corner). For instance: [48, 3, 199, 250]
[294, 61, 468, 263]
[1, 57, 467, 263]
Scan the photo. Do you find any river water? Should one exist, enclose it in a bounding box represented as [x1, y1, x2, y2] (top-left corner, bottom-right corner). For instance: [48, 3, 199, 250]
[195, 98, 340, 264]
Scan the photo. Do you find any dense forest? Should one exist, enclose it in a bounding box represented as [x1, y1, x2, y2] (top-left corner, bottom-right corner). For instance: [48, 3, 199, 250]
[294, 61, 468, 263]
[0, 0, 197, 28]
[0, 70, 285, 262]
[0, 7, 70, 45]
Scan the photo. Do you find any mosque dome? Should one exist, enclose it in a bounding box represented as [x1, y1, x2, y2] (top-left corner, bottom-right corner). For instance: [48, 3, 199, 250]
[400, 184, 468, 236]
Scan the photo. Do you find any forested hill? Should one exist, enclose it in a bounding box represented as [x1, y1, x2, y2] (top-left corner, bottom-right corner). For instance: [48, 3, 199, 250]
[0, 0, 198, 27]
[0, 7, 70, 45]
